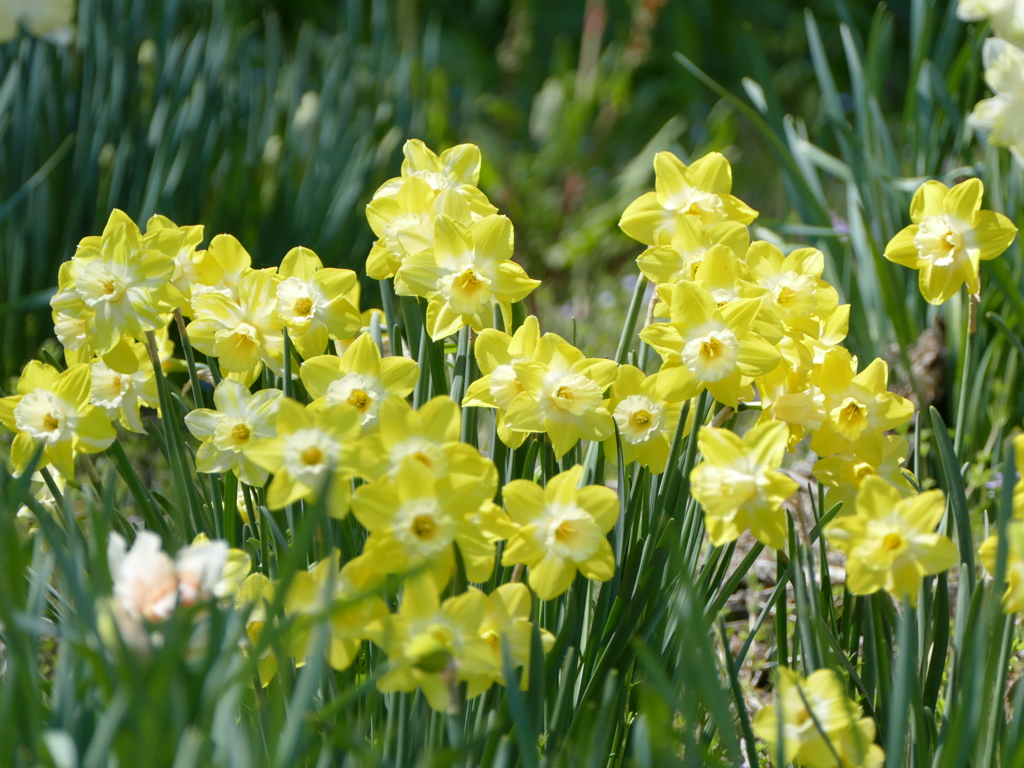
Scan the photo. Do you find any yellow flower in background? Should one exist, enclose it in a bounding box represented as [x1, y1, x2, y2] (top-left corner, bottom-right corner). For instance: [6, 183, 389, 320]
[813, 435, 916, 516]
[978, 521, 1024, 613]
[636, 216, 750, 285]
[753, 667, 884, 768]
[825, 477, 957, 605]
[276, 246, 362, 359]
[189, 234, 258, 306]
[464, 583, 554, 699]
[603, 365, 687, 474]
[756, 355, 825, 449]
[89, 340, 159, 433]
[691, 420, 797, 550]
[146, 214, 223, 305]
[0, 362, 116, 478]
[352, 455, 510, 586]
[300, 332, 418, 429]
[745, 242, 839, 337]
[1012, 433, 1024, 518]
[246, 398, 361, 515]
[184, 379, 283, 486]
[398, 214, 540, 339]
[884, 178, 1017, 304]
[619, 151, 757, 246]
[368, 574, 493, 713]
[810, 348, 914, 466]
[51, 209, 184, 354]
[503, 332, 618, 459]
[463, 315, 542, 449]
[501, 465, 618, 600]
[236, 573, 278, 686]
[641, 281, 779, 407]
[187, 269, 285, 385]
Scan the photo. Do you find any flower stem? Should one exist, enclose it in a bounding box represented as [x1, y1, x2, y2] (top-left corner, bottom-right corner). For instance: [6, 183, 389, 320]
[953, 291, 978, 462]
[174, 309, 205, 411]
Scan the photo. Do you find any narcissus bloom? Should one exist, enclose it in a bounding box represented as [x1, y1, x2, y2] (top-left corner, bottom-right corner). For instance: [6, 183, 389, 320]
[636, 216, 750, 284]
[745, 242, 838, 337]
[810, 348, 914, 466]
[236, 573, 278, 685]
[812, 435, 916, 516]
[884, 178, 1017, 304]
[247, 398, 361, 516]
[184, 379, 283, 486]
[463, 314, 542, 449]
[957, 0, 1024, 49]
[753, 667, 884, 768]
[603, 365, 686, 474]
[0, 362, 116, 478]
[978, 520, 1024, 613]
[825, 477, 957, 605]
[276, 246, 362, 359]
[89, 341, 159, 433]
[619, 151, 757, 246]
[500, 465, 618, 600]
[300, 332, 418, 429]
[641, 281, 779, 407]
[189, 234, 257, 305]
[398, 214, 540, 339]
[352, 455, 510, 586]
[146, 214, 223, 305]
[690, 420, 798, 549]
[967, 38, 1024, 165]
[502, 332, 618, 459]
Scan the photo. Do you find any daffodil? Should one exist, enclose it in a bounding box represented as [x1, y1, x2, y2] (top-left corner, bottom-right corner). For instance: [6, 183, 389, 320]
[636, 216, 750, 284]
[690, 420, 797, 549]
[812, 435, 916, 516]
[352, 455, 511, 586]
[189, 233, 258, 305]
[619, 151, 757, 246]
[50, 209, 185, 354]
[640, 281, 780, 407]
[1012, 433, 1024, 518]
[756, 356, 825, 448]
[300, 332, 419, 429]
[276, 246, 362, 359]
[745, 242, 839, 337]
[810, 348, 914, 465]
[398, 214, 540, 339]
[957, 0, 1024, 50]
[0, 361, 116, 478]
[978, 520, 1024, 613]
[500, 465, 618, 600]
[968, 38, 1024, 164]
[372, 139, 497, 216]
[603, 365, 686, 474]
[502, 332, 618, 459]
[89, 340, 159, 433]
[184, 379, 283, 486]
[753, 667, 885, 768]
[146, 214, 223, 305]
[187, 269, 285, 385]
[825, 477, 957, 605]
[237, 573, 278, 685]
[463, 315, 542, 449]
[175, 532, 251, 605]
[884, 178, 1017, 304]
[246, 398, 361, 515]
[368, 574, 493, 712]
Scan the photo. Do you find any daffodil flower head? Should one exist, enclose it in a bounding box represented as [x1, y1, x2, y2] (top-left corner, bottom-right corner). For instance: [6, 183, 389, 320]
[752, 667, 885, 768]
[236, 572, 278, 685]
[636, 216, 750, 285]
[189, 233, 256, 306]
[968, 37, 1024, 164]
[957, 0, 1024, 49]
[89, 340, 159, 433]
[300, 332, 419, 430]
[502, 332, 618, 459]
[246, 398, 361, 516]
[978, 520, 1024, 613]
[276, 246, 362, 359]
[146, 214, 223, 305]
[745, 241, 839, 336]
[884, 178, 1017, 304]
[813, 435, 916, 516]
[1012, 432, 1024, 519]
[500, 465, 618, 600]
[619, 151, 757, 246]
[398, 214, 541, 340]
[641, 281, 780, 407]
[184, 378, 283, 486]
[603, 365, 688, 474]
[0, 361, 116, 478]
[825, 477, 957, 605]
[690, 420, 798, 549]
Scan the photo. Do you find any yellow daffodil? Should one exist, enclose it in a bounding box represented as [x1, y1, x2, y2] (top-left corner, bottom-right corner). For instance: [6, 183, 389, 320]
[641, 281, 779, 407]
[978, 520, 1024, 613]
[500, 465, 618, 600]
[603, 365, 687, 474]
[813, 435, 916, 516]
[1012, 433, 1024, 518]
[184, 379, 283, 486]
[237, 573, 278, 686]
[0, 361, 116, 478]
[825, 477, 957, 605]
[368, 574, 493, 712]
[89, 340, 159, 433]
[753, 667, 884, 768]
[276, 246, 362, 359]
[189, 233, 258, 305]
[300, 332, 418, 430]
[745, 242, 839, 337]
[619, 151, 757, 246]
[810, 348, 914, 466]
[50, 209, 185, 354]
[636, 216, 750, 284]
[187, 269, 285, 385]
[146, 214, 223, 305]
[690, 420, 797, 549]
[756, 356, 825, 448]
[884, 178, 1017, 304]
[352, 455, 511, 586]
[246, 398, 361, 515]
[502, 332, 618, 459]
[398, 214, 540, 339]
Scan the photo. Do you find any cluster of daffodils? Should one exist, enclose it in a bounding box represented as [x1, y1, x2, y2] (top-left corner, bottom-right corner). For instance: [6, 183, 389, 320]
[5, 138, 1021, 755]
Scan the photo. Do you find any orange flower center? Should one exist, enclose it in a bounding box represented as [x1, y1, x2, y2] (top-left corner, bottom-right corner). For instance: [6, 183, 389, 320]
[301, 446, 324, 465]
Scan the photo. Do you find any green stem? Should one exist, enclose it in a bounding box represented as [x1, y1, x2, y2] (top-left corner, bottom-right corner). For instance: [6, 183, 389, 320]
[953, 292, 976, 462]
[614, 275, 648, 365]
[174, 308, 205, 411]
[106, 441, 169, 540]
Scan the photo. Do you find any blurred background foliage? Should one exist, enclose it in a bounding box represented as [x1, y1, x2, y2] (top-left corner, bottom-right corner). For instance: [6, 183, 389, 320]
[0, 0, 964, 375]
